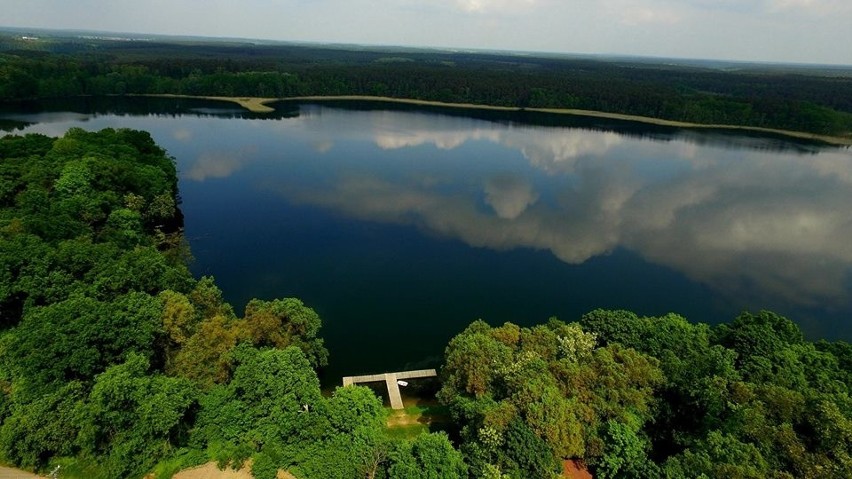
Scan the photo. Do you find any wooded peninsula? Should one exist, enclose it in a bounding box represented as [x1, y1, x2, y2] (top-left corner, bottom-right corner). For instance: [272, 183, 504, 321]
[1, 31, 851, 479]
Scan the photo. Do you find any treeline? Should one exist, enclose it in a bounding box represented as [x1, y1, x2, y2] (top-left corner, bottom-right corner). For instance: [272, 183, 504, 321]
[439, 312, 852, 478]
[2, 34, 852, 135]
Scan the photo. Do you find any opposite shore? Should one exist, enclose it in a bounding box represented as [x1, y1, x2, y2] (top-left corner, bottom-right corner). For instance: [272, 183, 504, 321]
[140, 93, 852, 147]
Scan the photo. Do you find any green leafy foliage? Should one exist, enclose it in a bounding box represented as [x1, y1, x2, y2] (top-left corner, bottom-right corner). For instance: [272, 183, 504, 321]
[7, 293, 162, 397]
[386, 432, 468, 479]
[437, 310, 851, 479]
[3, 127, 850, 479]
[241, 298, 329, 368]
[0, 381, 87, 469]
[80, 354, 197, 478]
[439, 319, 662, 478]
[0, 130, 339, 478]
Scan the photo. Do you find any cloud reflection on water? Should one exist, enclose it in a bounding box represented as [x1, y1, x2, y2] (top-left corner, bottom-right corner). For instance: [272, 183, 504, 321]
[185, 146, 258, 181]
[259, 109, 852, 313]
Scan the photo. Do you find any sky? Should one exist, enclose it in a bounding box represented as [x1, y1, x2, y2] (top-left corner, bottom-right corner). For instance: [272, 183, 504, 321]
[2, 0, 851, 65]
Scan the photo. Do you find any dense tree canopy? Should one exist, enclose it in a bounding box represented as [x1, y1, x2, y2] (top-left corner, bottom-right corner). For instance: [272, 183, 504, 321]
[0, 129, 467, 479]
[2, 33, 852, 136]
[1, 128, 849, 478]
[437, 312, 851, 478]
[438, 319, 663, 478]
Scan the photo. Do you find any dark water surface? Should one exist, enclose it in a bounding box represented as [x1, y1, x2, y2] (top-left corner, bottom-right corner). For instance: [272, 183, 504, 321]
[3, 98, 851, 383]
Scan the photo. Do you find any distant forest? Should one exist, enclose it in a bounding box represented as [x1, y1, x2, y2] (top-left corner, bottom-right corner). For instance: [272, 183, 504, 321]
[2, 32, 852, 136]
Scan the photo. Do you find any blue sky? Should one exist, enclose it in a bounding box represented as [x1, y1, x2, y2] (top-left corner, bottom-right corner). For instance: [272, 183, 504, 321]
[2, 0, 851, 65]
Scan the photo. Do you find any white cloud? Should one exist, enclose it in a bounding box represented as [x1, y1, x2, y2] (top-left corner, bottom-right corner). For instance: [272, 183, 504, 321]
[450, 0, 538, 14]
[767, 0, 823, 12]
[484, 175, 539, 219]
[1, 0, 850, 63]
[615, 6, 682, 26]
[374, 128, 499, 150]
[184, 147, 256, 181]
[172, 128, 192, 141]
[313, 140, 334, 153]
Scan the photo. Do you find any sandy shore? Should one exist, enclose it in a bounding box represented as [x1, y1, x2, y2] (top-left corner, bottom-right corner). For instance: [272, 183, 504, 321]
[136, 93, 852, 146]
[139, 94, 278, 113]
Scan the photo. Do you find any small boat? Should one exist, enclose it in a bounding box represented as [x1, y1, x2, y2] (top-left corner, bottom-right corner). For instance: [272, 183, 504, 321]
[397, 380, 409, 387]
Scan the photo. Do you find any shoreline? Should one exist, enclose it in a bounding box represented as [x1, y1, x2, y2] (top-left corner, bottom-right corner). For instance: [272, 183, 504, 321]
[138, 94, 852, 146]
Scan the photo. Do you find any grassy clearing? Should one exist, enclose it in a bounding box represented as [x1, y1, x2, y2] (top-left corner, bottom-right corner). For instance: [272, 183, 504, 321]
[148, 449, 209, 479]
[385, 400, 451, 440]
[42, 457, 105, 479]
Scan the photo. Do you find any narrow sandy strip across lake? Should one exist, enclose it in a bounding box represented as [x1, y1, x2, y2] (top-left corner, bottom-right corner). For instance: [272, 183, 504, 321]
[137, 93, 852, 146]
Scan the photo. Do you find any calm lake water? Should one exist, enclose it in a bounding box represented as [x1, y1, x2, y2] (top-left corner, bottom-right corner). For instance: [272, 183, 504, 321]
[3, 98, 852, 383]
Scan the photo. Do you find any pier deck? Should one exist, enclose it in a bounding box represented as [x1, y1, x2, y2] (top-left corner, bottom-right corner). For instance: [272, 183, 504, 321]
[342, 369, 437, 409]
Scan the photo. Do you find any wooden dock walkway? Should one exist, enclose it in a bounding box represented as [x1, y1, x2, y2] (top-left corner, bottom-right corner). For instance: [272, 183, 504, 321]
[342, 369, 437, 409]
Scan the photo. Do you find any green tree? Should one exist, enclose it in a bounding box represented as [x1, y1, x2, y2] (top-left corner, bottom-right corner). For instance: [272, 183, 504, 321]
[440, 320, 514, 398]
[80, 353, 197, 478]
[663, 431, 769, 479]
[7, 293, 162, 396]
[192, 346, 325, 456]
[595, 414, 657, 479]
[714, 310, 804, 367]
[240, 298, 329, 368]
[0, 382, 87, 469]
[499, 419, 560, 479]
[387, 432, 468, 479]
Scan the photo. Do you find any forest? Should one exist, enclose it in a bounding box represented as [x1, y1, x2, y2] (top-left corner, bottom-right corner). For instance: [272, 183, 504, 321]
[1, 31, 852, 137]
[0, 128, 850, 478]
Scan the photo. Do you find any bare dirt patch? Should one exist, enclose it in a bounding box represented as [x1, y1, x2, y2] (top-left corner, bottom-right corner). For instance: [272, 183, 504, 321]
[170, 462, 295, 479]
[563, 459, 593, 479]
[171, 462, 253, 479]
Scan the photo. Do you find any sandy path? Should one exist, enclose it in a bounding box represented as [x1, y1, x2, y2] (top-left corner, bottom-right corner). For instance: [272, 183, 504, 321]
[171, 462, 295, 479]
[0, 466, 43, 479]
[171, 462, 253, 479]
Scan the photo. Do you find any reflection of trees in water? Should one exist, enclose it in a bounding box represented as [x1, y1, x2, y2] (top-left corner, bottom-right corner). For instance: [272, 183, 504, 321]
[0, 119, 32, 132]
[308, 100, 837, 153]
[3, 97, 841, 152]
[0, 96, 301, 121]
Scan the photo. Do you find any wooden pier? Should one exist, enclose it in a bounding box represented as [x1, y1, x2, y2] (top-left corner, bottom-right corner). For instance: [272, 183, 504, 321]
[342, 369, 437, 409]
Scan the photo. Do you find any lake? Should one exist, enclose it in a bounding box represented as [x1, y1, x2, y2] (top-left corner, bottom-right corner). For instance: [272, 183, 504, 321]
[3, 97, 851, 383]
